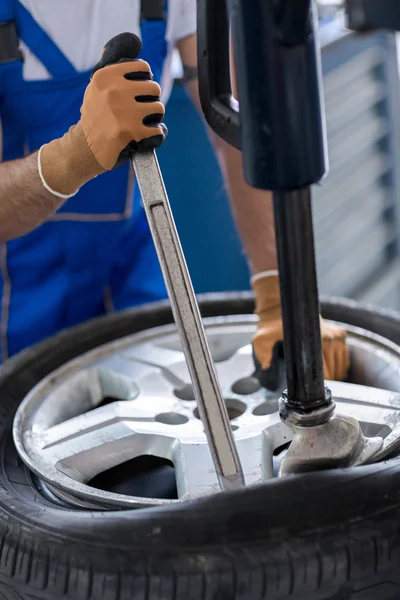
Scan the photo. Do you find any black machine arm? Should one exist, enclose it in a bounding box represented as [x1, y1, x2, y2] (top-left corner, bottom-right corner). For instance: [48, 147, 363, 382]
[197, 0, 330, 413]
[197, 0, 327, 192]
[196, 0, 240, 149]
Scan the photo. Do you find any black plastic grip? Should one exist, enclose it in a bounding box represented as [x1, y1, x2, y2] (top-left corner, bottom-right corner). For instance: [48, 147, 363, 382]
[92, 32, 142, 75]
[197, 0, 240, 149]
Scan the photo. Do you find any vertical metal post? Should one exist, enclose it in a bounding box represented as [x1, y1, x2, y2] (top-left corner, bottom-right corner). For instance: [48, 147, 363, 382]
[198, 0, 330, 412]
[229, 0, 329, 411]
[273, 189, 326, 410]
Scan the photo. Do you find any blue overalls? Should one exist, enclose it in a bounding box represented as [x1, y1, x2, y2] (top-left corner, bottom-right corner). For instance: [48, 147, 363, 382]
[0, 0, 169, 361]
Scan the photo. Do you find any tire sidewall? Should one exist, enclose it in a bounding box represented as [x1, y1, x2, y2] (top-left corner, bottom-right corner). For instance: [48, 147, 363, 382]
[0, 294, 400, 584]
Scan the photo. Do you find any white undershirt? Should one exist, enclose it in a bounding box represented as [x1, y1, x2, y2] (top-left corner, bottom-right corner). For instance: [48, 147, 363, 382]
[19, 0, 196, 102]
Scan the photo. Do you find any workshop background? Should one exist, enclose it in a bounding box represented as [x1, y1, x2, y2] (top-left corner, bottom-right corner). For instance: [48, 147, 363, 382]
[157, 1, 400, 309]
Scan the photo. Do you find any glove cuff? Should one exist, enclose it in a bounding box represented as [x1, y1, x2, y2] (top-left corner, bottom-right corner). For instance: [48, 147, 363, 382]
[250, 269, 279, 285]
[251, 271, 282, 321]
[39, 122, 105, 197]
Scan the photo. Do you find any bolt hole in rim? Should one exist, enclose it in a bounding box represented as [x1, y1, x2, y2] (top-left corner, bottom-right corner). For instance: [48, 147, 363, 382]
[156, 412, 189, 425]
[193, 398, 246, 421]
[173, 383, 196, 401]
[253, 400, 279, 416]
[231, 376, 261, 395]
[12, 315, 400, 509]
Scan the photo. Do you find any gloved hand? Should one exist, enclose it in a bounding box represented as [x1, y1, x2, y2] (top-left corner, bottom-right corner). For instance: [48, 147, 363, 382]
[38, 33, 167, 198]
[252, 272, 350, 390]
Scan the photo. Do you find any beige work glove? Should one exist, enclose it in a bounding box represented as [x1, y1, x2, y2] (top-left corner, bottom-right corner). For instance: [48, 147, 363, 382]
[38, 34, 167, 198]
[252, 272, 350, 390]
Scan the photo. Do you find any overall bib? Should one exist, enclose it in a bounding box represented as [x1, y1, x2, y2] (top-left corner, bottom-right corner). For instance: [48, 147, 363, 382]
[0, 0, 168, 361]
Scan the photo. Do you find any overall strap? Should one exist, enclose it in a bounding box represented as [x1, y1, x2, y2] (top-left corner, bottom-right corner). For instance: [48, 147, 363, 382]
[0, 0, 21, 64]
[0, 0, 14, 22]
[141, 0, 166, 22]
[139, 0, 168, 85]
[1, 1, 168, 71]
[14, 0, 77, 77]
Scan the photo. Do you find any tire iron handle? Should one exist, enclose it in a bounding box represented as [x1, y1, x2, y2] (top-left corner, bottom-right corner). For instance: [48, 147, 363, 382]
[132, 150, 245, 491]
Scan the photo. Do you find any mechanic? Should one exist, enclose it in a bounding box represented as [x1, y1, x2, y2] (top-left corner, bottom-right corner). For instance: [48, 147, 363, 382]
[0, 0, 348, 389]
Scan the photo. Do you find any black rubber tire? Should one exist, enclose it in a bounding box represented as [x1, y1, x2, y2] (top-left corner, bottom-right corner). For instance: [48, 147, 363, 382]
[1, 293, 400, 600]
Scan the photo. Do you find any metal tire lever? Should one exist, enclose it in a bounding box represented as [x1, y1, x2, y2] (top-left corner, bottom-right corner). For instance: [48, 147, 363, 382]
[132, 150, 244, 491]
[93, 32, 244, 492]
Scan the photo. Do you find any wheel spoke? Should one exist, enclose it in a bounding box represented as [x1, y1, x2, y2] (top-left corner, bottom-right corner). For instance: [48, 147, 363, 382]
[122, 343, 189, 388]
[329, 380, 400, 461]
[158, 323, 255, 364]
[95, 353, 156, 383]
[173, 431, 284, 499]
[39, 402, 177, 482]
[329, 380, 400, 409]
[371, 425, 400, 462]
[204, 326, 255, 363]
[172, 441, 220, 498]
[30, 367, 141, 431]
[237, 431, 276, 482]
[215, 345, 254, 390]
[330, 381, 400, 426]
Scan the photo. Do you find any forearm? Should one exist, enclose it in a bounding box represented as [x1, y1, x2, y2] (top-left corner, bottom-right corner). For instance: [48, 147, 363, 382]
[210, 136, 277, 275]
[184, 79, 277, 276]
[0, 153, 64, 242]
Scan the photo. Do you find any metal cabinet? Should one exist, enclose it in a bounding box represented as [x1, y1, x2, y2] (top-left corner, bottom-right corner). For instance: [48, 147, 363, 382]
[158, 28, 400, 308]
[315, 30, 400, 308]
